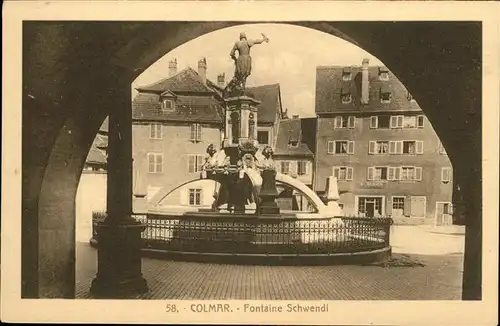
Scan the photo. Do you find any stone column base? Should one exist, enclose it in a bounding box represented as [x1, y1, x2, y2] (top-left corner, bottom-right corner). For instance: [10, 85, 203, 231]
[90, 221, 149, 298]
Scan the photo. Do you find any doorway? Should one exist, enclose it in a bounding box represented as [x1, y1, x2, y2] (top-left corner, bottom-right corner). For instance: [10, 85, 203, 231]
[356, 196, 384, 217]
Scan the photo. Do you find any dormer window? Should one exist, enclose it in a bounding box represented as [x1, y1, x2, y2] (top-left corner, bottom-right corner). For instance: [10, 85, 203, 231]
[161, 99, 174, 111]
[341, 88, 352, 104]
[380, 86, 392, 103]
[378, 67, 390, 81]
[342, 67, 352, 81]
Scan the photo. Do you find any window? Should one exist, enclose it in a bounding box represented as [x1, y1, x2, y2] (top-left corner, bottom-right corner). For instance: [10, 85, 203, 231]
[333, 166, 353, 181]
[327, 140, 354, 155]
[149, 123, 162, 139]
[257, 130, 269, 145]
[390, 115, 404, 128]
[334, 116, 355, 129]
[403, 116, 417, 128]
[342, 68, 352, 81]
[389, 140, 423, 154]
[368, 141, 389, 154]
[297, 161, 308, 176]
[369, 115, 390, 129]
[357, 197, 383, 217]
[403, 141, 416, 154]
[280, 161, 290, 174]
[161, 99, 174, 111]
[188, 154, 205, 173]
[190, 123, 202, 142]
[392, 197, 405, 217]
[188, 189, 202, 206]
[400, 166, 423, 181]
[147, 153, 163, 173]
[417, 115, 424, 128]
[380, 91, 392, 103]
[441, 167, 452, 183]
[341, 93, 352, 104]
[390, 115, 423, 129]
[367, 166, 388, 181]
[379, 68, 390, 81]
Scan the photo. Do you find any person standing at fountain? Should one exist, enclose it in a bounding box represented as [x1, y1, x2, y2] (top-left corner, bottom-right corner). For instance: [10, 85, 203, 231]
[228, 32, 269, 93]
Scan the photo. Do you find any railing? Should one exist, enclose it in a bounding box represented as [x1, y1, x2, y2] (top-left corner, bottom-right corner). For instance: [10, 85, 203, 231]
[92, 212, 392, 255]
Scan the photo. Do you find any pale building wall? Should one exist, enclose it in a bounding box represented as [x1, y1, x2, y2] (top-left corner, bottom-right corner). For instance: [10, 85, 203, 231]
[75, 171, 107, 242]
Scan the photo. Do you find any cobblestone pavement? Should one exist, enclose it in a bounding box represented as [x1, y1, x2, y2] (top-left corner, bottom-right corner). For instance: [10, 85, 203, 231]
[76, 225, 464, 300]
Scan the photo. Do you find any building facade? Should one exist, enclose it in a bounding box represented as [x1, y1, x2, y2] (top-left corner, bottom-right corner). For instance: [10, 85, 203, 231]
[273, 116, 316, 187]
[131, 59, 284, 210]
[314, 59, 453, 225]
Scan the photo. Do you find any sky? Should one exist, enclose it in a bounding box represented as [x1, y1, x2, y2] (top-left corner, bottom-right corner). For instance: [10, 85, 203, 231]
[132, 23, 384, 118]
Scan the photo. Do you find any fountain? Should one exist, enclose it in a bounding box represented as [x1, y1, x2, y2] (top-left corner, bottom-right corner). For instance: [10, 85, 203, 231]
[92, 31, 393, 265]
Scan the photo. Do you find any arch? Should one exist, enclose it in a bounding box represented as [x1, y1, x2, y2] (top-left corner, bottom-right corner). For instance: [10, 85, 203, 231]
[22, 21, 481, 299]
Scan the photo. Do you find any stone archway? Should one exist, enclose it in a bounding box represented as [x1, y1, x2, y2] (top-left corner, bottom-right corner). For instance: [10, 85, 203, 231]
[22, 21, 481, 299]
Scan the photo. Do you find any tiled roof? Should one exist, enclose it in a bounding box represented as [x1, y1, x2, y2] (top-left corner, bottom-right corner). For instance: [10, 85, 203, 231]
[315, 65, 421, 114]
[99, 117, 108, 133]
[274, 118, 316, 157]
[132, 92, 224, 123]
[86, 145, 107, 165]
[135, 67, 221, 94]
[245, 84, 282, 123]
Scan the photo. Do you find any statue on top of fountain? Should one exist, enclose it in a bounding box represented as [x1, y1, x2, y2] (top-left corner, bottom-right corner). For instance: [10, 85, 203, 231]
[224, 32, 270, 97]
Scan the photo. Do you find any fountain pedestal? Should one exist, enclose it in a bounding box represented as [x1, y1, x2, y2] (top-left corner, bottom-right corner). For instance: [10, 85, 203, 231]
[259, 169, 280, 215]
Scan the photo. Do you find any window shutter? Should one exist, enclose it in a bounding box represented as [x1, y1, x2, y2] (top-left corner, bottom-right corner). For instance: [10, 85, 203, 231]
[150, 125, 155, 138]
[368, 141, 376, 154]
[417, 115, 424, 128]
[328, 141, 334, 154]
[442, 167, 450, 182]
[397, 116, 404, 128]
[394, 167, 401, 180]
[347, 167, 353, 181]
[156, 155, 163, 173]
[387, 167, 395, 180]
[190, 124, 196, 141]
[390, 116, 398, 128]
[403, 196, 411, 217]
[416, 141, 424, 154]
[415, 167, 422, 181]
[334, 117, 341, 129]
[197, 155, 204, 172]
[389, 141, 396, 154]
[197, 124, 202, 141]
[347, 141, 355, 154]
[396, 141, 403, 154]
[188, 155, 195, 173]
[370, 116, 378, 128]
[348, 116, 355, 128]
[333, 166, 339, 178]
[386, 198, 392, 216]
[367, 167, 374, 181]
[148, 154, 154, 173]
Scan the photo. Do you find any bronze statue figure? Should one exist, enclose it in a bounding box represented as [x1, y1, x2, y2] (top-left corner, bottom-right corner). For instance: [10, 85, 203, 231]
[225, 32, 269, 97]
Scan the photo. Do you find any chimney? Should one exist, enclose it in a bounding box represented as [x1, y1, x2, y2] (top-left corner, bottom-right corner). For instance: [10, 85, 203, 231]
[217, 73, 225, 88]
[198, 58, 207, 84]
[361, 58, 370, 104]
[168, 58, 177, 77]
[292, 115, 299, 120]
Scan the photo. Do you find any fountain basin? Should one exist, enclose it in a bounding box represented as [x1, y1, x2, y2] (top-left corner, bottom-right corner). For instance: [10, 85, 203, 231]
[91, 211, 392, 265]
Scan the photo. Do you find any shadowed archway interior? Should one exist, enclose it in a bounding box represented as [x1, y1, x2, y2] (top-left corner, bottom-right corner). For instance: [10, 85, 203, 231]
[22, 21, 481, 299]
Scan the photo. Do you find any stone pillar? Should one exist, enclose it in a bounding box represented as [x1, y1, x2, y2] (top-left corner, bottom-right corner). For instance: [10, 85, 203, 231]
[259, 169, 280, 215]
[90, 88, 149, 298]
[323, 176, 342, 216]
